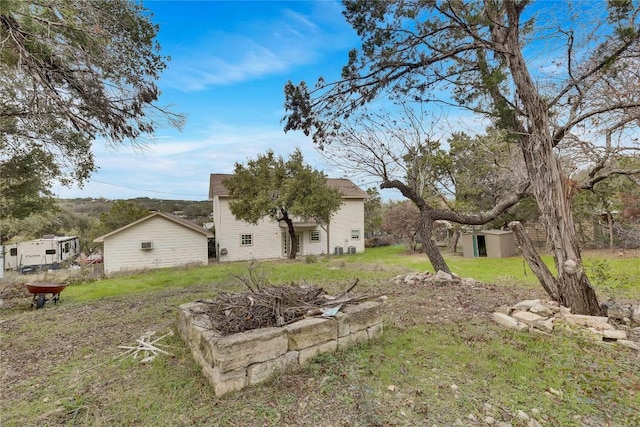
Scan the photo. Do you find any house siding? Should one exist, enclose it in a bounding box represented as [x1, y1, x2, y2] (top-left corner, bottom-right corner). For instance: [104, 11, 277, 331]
[102, 216, 209, 274]
[327, 199, 365, 255]
[213, 197, 366, 263]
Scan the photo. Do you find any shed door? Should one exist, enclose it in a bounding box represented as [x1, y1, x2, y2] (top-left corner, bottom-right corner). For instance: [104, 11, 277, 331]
[473, 235, 487, 257]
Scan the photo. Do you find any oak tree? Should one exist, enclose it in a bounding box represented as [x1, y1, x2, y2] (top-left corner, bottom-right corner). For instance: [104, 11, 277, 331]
[223, 149, 343, 259]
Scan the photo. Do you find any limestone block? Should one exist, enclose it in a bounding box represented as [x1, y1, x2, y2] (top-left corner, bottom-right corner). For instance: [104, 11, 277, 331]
[513, 299, 542, 311]
[342, 301, 382, 333]
[209, 366, 247, 397]
[494, 305, 513, 315]
[247, 351, 299, 385]
[631, 305, 640, 325]
[534, 318, 554, 333]
[367, 322, 384, 340]
[299, 340, 338, 366]
[337, 329, 369, 350]
[602, 329, 627, 340]
[617, 339, 640, 351]
[198, 330, 218, 367]
[492, 312, 528, 332]
[435, 270, 453, 281]
[602, 301, 632, 320]
[212, 327, 288, 372]
[565, 314, 612, 330]
[511, 310, 547, 327]
[559, 305, 572, 316]
[336, 312, 350, 337]
[529, 303, 553, 317]
[286, 317, 337, 350]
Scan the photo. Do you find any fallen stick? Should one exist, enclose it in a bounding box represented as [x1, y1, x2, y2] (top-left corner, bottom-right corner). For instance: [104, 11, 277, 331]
[336, 278, 359, 300]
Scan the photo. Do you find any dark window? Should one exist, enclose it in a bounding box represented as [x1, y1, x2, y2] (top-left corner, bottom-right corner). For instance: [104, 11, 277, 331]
[10, 248, 17, 256]
[240, 234, 253, 246]
[45, 249, 56, 255]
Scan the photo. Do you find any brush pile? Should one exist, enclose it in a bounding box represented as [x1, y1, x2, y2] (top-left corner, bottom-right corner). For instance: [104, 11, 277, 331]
[196, 279, 361, 335]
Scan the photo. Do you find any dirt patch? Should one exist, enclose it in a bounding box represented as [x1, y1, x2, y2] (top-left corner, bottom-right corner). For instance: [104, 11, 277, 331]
[384, 279, 545, 329]
[0, 287, 195, 400]
[0, 276, 545, 409]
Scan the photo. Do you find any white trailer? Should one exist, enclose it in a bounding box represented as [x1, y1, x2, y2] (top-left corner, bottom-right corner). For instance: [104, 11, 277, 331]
[4, 235, 80, 273]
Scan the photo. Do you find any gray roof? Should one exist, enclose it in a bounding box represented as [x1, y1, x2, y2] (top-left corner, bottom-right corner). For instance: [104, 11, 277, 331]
[94, 211, 213, 242]
[208, 173, 368, 200]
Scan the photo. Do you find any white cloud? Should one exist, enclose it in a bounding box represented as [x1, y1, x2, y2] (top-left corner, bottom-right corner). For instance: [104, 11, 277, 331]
[53, 122, 334, 201]
[160, 4, 354, 91]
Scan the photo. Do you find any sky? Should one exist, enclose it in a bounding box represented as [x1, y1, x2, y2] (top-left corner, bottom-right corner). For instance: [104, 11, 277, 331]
[53, 0, 363, 201]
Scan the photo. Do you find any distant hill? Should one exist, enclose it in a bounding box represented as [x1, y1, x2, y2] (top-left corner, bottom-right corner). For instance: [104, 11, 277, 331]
[56, 197, 212, 224]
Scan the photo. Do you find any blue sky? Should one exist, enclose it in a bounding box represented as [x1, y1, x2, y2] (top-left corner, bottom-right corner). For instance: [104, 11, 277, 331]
[53, 0, 360, 201]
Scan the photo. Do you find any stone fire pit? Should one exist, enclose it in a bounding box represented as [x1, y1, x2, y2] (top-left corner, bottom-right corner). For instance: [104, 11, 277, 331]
[177, 298, 385, 396]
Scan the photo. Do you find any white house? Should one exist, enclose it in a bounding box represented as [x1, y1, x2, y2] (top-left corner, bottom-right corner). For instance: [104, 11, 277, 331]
[209, 174, 368, 262]
[94, 212, 213, 275]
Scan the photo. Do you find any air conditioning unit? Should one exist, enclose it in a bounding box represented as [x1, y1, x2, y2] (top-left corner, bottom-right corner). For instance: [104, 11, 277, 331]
[140, 241, 153, 250]
[348, 246, 356, 254]
[334, 246, 343, 255]
[220, 248, 228, 255]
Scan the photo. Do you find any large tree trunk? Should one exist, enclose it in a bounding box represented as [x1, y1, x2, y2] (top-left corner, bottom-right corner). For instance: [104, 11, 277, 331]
[517, 116, 601, 315]
[279, 211, 297, 259]
[502, 3, 602, 315]
[517, 135, 599, 314]
[417, 210, 451, 273]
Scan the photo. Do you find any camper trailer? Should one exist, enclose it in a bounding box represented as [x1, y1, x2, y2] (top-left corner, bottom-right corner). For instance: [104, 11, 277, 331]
[4, 235, 80, 273]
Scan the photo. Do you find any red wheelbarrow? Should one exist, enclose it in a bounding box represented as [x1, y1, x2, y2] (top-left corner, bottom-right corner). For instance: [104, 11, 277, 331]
[25, 282, 68, 309]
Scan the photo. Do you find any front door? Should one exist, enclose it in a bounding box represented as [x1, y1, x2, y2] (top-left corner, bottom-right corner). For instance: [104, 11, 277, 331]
[282, 232, 302, 257]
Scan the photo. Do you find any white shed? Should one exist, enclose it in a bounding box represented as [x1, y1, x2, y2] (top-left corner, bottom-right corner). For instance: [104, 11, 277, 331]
[94, 212, 213, 275]
[459, 229, 517, 258]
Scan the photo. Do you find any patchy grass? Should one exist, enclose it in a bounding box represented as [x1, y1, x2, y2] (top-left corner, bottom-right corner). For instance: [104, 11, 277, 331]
[1, 247, 639, 426]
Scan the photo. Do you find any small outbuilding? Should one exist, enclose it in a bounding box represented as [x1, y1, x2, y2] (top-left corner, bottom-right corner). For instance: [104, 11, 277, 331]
[459, 229, 517, 258]
[94, 212, 213, 275]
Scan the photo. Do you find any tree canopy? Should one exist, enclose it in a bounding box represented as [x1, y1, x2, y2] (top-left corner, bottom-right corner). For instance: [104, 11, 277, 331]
[283, 0, 640, 314]
[0, 0, 184, 207]
[223, 149, 343, 259]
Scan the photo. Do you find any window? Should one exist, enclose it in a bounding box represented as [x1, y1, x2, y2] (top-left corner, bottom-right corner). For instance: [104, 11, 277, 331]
[240, 234, 253, 246]
[310, 230, 321, 242]
[351, 229, 361, 240]
[45, 249, 57, 255]
[140, 241, 153, 250]
[10, 248, 17, 256]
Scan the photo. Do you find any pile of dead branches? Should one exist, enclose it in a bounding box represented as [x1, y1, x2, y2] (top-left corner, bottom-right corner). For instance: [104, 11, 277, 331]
[195, 279, 362, 335]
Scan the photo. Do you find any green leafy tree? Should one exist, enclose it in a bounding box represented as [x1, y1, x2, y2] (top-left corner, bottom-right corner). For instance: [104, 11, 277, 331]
[99, 200, 149, 234]
[364, 187, 383, 237]
[0, 149, 56, 224]
[283, 0, 640, 314]
[0, 0, 184, 199]
[223, 149, 343, 259]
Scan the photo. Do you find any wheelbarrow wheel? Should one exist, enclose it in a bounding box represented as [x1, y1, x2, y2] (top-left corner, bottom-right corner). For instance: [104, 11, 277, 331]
[35, 293, 45, 309]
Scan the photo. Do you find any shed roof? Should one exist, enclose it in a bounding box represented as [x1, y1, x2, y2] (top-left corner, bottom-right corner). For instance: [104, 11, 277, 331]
[94, 212, 214, 243]
[208, 173, 368, 200]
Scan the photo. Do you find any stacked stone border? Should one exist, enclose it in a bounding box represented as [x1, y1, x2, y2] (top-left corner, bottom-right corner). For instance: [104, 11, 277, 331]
[177, 298, 385, 396]
[492, 299, 640, 351]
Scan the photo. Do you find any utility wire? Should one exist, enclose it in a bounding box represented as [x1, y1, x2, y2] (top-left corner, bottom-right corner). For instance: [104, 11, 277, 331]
[88, 179, 208, 198]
